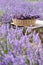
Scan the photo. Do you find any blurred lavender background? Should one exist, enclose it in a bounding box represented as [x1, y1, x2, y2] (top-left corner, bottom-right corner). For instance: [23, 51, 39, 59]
[0, 0, 43, 20]
[0, 0, 43, 65]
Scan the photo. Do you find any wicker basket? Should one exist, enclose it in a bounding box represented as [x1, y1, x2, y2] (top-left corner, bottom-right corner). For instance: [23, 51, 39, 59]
[11, 18, 36, 26]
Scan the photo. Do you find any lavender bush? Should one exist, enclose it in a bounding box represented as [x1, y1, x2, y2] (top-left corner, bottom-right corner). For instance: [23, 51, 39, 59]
[2, 14, 12, 23]
[0, 22, 43, 65]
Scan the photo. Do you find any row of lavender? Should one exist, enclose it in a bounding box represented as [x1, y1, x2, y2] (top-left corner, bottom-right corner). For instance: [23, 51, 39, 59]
[0, 21, 43, 65]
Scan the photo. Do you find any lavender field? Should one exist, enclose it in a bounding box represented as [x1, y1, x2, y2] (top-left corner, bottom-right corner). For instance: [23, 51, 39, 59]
[0, 0, 43, 65]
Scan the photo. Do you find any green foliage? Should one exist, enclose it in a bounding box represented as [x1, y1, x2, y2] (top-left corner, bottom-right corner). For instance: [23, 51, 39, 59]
[0, 37, 7, 43]
[26, 56, 30, 65]
[0, 10, 5, 16]
[4, 48, 8, 54]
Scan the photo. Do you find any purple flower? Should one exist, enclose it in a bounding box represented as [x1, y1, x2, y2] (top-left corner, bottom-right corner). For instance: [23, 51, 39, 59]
[2, 14, 12, 23]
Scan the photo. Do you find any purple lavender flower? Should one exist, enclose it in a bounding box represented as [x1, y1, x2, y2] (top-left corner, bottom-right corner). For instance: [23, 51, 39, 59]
[2, 14, 12, 23]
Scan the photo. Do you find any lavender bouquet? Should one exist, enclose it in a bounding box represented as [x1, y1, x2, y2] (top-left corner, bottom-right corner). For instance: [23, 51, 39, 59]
[0, 0, 38, 25]
[6, 1, 40, 26]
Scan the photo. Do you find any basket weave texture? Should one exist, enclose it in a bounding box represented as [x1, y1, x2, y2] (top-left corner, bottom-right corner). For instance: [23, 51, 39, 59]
[11, 19, 36, 26]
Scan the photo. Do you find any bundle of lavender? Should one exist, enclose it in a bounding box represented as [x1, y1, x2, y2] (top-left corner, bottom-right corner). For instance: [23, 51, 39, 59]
[1, 1, 43, 26]
[11, 2, 39, 26]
